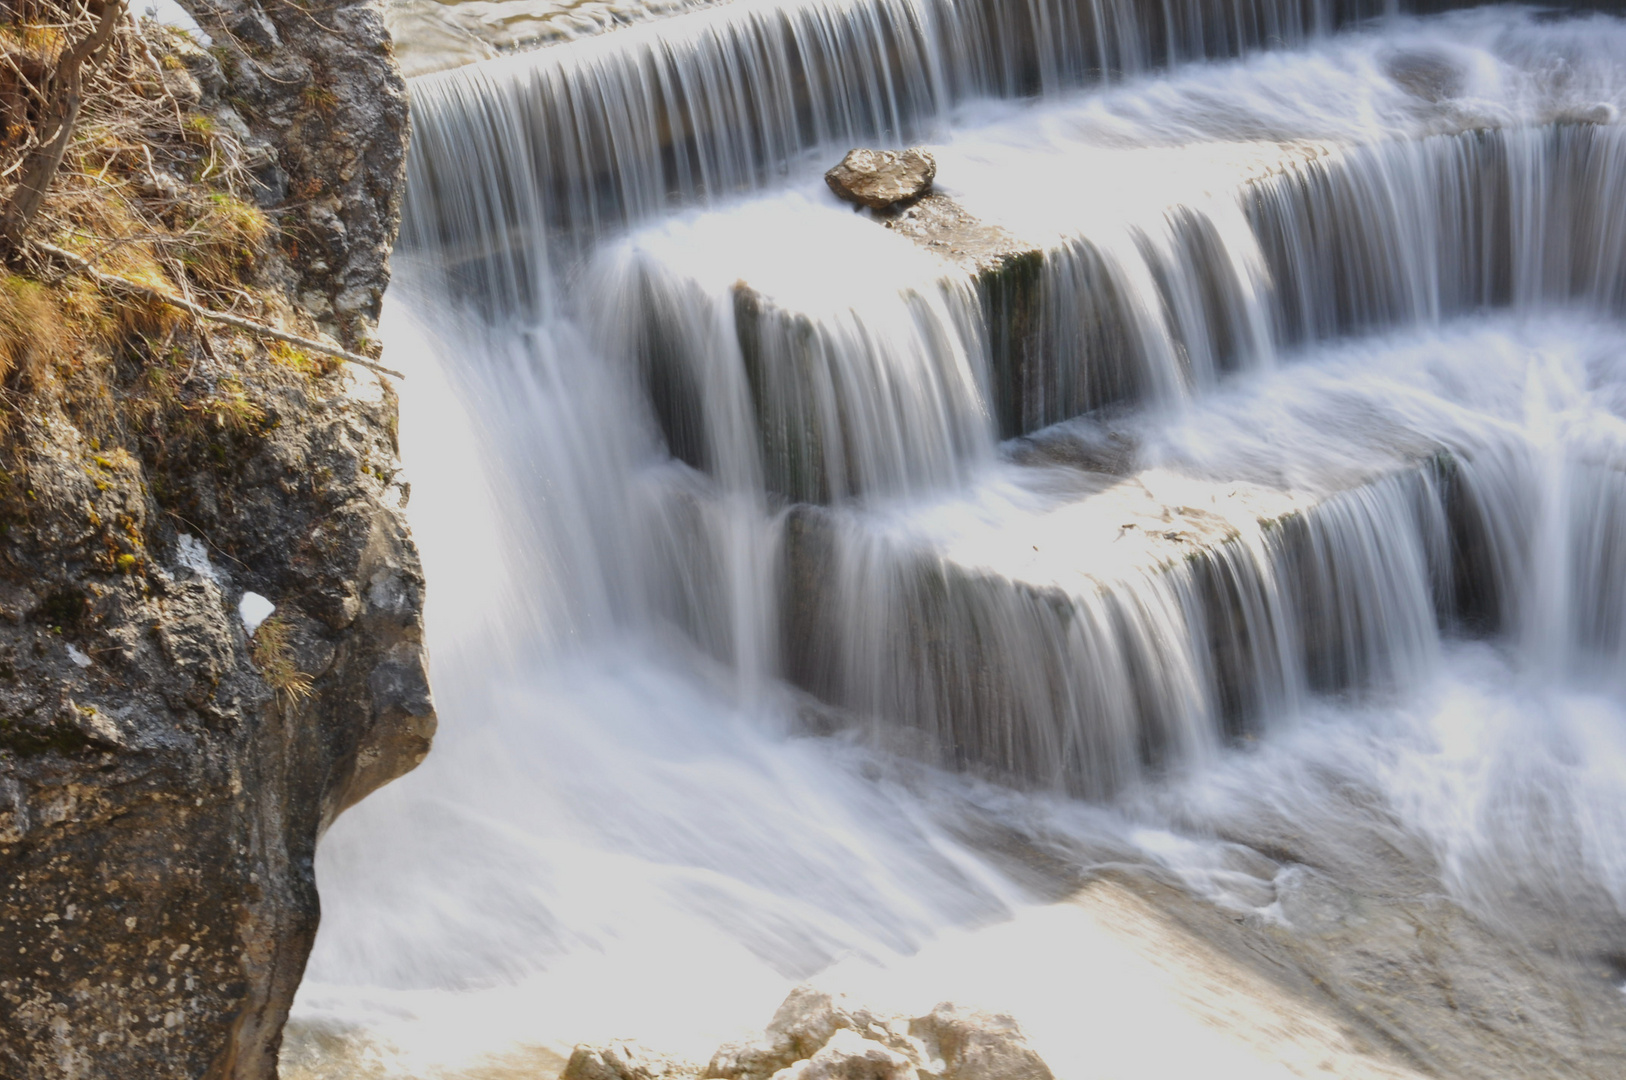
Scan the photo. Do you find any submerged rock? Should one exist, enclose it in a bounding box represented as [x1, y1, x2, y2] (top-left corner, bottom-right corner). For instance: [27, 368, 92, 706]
[825, 148, 936, 211]
[1547, 102, 1620, 126]
[1383, 48, 1464, 103]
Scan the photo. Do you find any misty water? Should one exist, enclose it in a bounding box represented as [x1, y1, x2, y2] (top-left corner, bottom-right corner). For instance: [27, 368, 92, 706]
[288, 3, 1626, 1076]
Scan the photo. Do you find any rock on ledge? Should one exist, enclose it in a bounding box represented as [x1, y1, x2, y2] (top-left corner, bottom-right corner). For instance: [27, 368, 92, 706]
[825, 149, 937, 211]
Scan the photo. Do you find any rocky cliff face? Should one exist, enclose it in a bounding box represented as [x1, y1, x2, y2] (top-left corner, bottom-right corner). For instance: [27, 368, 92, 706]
[189, 0, 410, 351]
[0, 3, 429, 1078]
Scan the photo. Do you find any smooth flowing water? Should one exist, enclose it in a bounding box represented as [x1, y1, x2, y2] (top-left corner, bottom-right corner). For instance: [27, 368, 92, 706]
[385, 0, 1391, 78]
[288, 4, 1626, 1077]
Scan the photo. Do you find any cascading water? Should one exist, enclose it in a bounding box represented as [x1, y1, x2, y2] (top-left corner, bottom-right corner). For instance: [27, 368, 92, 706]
[288, 4, 1626, 1078]
[400, 0, 1400, 312]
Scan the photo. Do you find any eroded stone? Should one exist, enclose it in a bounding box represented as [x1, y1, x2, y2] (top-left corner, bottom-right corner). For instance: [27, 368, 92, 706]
[825, 148, 936, 211]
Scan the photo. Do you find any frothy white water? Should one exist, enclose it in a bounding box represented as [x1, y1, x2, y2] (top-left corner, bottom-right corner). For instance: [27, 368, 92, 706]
[294, 6, 1626, 1077]
[593, 118, 1626, 496]
[294, 303, 1626, 1070]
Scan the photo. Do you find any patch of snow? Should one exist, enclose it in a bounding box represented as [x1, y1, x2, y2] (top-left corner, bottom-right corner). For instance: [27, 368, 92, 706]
[343, 364, 389, 404]
[66, 644, 92, 669]
[240, 592, 276, 635]
[176, 533, 217, 582]
[143, 0, 211, 44]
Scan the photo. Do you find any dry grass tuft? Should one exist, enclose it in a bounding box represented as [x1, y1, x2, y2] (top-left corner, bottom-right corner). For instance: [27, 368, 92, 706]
[0, 272, 70, 384]
[250, 614, 314, 703]
[267, 339, 336, 378]
[0, 6, 336, 459]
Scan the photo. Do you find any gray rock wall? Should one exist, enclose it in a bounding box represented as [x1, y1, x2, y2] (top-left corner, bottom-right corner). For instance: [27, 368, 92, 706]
[190, 0, 410, 350]
[0, 3, 427, 1078]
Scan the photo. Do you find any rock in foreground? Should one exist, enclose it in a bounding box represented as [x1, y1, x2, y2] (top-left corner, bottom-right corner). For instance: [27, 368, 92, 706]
[825, 149, 937, 211]
[565, 1041, 695, 1080]
[561, 986, 1052, 1080]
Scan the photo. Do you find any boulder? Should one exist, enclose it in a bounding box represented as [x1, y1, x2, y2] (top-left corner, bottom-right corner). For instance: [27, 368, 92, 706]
[565, 1040, 695, 1080]
[825, 148, 936, 211]
[709, 985, 926, 1080]
[910, 1005, 1053, 1080]
[0, 12, 427, 1079]
[708, 987, 1053, 1080]
[773, 1029, 918, 1080]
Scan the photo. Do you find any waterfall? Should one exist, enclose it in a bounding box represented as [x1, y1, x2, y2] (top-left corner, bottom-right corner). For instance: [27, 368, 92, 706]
[589, 198, 994, 503]
[1250, 124, 1626, 342]
[291, 4, 1626, 1074]
[401, 0, 1394, 311]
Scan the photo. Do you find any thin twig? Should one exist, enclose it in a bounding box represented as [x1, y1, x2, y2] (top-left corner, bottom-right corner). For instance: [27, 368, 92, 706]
[36, 241, 406, 379]
[0, 0, 128, 246]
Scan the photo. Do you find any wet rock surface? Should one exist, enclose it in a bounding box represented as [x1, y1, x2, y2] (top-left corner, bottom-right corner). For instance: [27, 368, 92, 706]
[1076, 829, 1626, 1079]
[881, 194, 1047, 439]
[881, 194, 1035, 277]
[825, 149, 936, 211]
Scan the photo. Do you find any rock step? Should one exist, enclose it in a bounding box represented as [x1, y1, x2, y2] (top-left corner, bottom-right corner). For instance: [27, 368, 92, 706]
[632, 122, 1626, 507]
[776, 449, 1504, 796]
[901, 121, 1626, 438]
[401, 0, 1398, 285]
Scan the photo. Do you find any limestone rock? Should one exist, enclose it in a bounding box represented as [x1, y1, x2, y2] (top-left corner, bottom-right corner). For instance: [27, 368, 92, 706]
[909, 1005, 1053, 1080]
[764, 985, 916, 1061]
[0, 364, 432, 1080]
[709, 986, 927, 1080]
[708, 1037, 799, 1080]
[709, 987, 1052, 1080]
[882, 194, 1035, 277]
[0, 9, 423, 1080]
[825, 148, 936, 211]
[773, 1029, 917, 1080]
[181, 0, 409, 349]
[566, 1040, 694, 1080]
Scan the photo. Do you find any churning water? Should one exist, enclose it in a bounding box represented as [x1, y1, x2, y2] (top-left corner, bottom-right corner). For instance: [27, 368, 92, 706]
[289, 3, 1626, 1076]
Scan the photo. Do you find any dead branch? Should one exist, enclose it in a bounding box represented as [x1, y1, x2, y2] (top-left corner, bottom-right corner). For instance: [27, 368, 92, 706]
[36, 241, 406, 379]
[0, 0, 128, 249]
